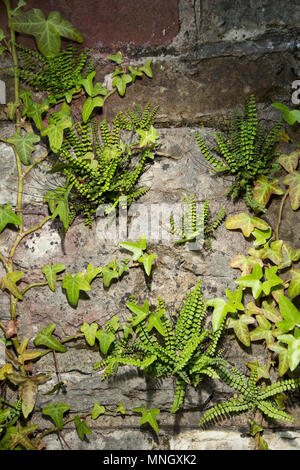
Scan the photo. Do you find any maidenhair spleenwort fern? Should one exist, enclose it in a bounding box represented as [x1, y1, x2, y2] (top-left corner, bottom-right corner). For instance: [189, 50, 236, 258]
[199, 364, 300, 426]
[94, 279, 229, 413]
[50, 102, 160, 225]
[195, 95, 282, 213]
[15, 44, 95, 103]
[169, 194, 226, 249]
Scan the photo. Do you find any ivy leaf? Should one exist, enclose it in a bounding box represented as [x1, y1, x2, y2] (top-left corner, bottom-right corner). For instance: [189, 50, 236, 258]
[138, 253, 157, 276]
[225, 213, 270, 238]
[259, 240, 283, 266]
[79, 71, 96, 96]
[20, 374, 50, 418]
[19, 90, 49, 130]
[279, 242, 300, 269]
[262, 266, 283, 295]
[74, 416, 92, 441]
[42, 402, 70, 430]
[102, 265, 119, 287]
[277, 334, 300, 372]
[272, 103, 300, 125]
[249, 316, 274, 347]
[147, 310, 165, 336]
[207, 298, 231, 332]
[227, 314, 256, 346]
[0, 271, 24, 300]
[112, 74, 132, 96]
[0, 363, 13, 380]
[0, 204, 22, 234]
[91, 403, 106, 420]
[235, 263, 263, 299]
[133, 407, 160, 433]
[105, 315, 119, 332]
[116, 401, 126, 415]
[108, 51, 123, 64]
[230, 254, 263, 276]
[41, 117, 73, 153]
[278, 150, 300, 173]
[80, 322, 99, 346]
[34, 323, 67, 353]
[82, 96, 104, 123]
[261, 299, 282, 323]
[139, 60, 153, 78]
[276, 294, 300, 333]
[252, 227, 272, 248]
[96, 330, 115, 355]
[62, 272, 91, 306]
[126, 300, 149, 326]
[120, 234, 147, 261]
[85, 264, 102, 284]
[283, 171, 300, 210]
[47, 186, 70, 231]
[253, 175, 284, 207]
[288, 269, 300, 299]
[225, 286, 244, 312]
[269, 342, 290, 376]
[136, 126, 159, 147]
[9, 9, 83, 58]
[246, 361, 270, 382]
[41, 263, 66, 291]
[7, 132, 40, 165]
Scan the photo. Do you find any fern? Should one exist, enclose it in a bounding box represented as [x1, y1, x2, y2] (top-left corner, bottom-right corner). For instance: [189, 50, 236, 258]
[195, 95, 282, 213]
[169, 194, 226, 249]
[199, 364, 300, 426]
[94, 279, 228, 413]
[15, 44, 95, 103]
[50, 103, 159, 225]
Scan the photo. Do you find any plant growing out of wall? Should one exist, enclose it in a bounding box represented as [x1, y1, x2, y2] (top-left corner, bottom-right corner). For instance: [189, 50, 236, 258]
[195, 95, 282, 214]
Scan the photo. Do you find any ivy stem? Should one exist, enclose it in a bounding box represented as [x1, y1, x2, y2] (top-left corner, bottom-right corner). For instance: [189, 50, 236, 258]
[4, 0, 20, 125]
[275, 189, 289, 241]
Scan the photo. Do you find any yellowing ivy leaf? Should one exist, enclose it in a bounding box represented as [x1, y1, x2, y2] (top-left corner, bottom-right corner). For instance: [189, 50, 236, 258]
[278, 150, 300, 173]
[230, 254, 263, 276]
[253, 175, 284, 207]
[227, 314, 256, 346]
[0, 271, 24, 300]
[283, 171, 300, 210]
[288, 269, 300, 299]
[225, 213, 270, 238]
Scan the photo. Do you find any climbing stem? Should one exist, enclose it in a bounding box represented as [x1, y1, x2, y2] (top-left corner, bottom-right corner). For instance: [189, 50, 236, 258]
[275, 189, 289, 241]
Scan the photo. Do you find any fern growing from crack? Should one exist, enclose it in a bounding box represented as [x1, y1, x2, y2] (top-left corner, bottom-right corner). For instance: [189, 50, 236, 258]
[169, 194, 226, 249]
[195, 95, 282, 213]
[50, 103, 159, 225]
[94, 279, 228, 413]
[199, 364, 300, 426]
[15, 44, 95, 103]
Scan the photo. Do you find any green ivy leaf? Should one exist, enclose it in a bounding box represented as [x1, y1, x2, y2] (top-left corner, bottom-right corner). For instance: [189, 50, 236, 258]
[225, 213, 270, 238]
[126, 300, 149, 326]
[116, 401, 126, 415]
[139, 60, 153, 78]
[283, 171, 300, 210]
[272, 103, 300, 125]
[262, 266, 283, 295]
[250, 316, 274, 347]
[120, 235, 147, 261]
[112, 74, 132, 96]
[259, 240, 283, 266]
[41, 117, 73, 153]
[19, 90, 49, 130]
[7, 132, 40, 165]
[136, 126, 159, 147]
[277, 334, 300, 372]
[246, 361, 270, 382]
[138, 253, 157, 276]
[42, 402, 70, 430]
[269, 342, 289, 376]
[74, 416, 92, 440]
[96, 330, 115, 355]
[62, 272, 91, 306]
[276, 294, 300, 333]
[91, 403, 106, 419]
[227, 314, 256, 346]
[85, 264, 102, 284]
[41, 263, 66, 291]
[252, 227, 272, 247]
[288, 269, 300, 299]
[207, 298, 231, 332]
[133, 407, 160, 433]
[80, 322, 99, 346]
[0, 271, 24, 300]
[253, 175, 284, 207]
[9, 9, 83, 58]
[34, 323, 67, 353]
[147, 310, 165, 336]
[108, 51, 123, 65]
[0, 204, 22, 234]
[236, 263, 264, 299]
[279, 242, 300, 269]
[102, 265, 119, 288]
[82, 96, 104, 123]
